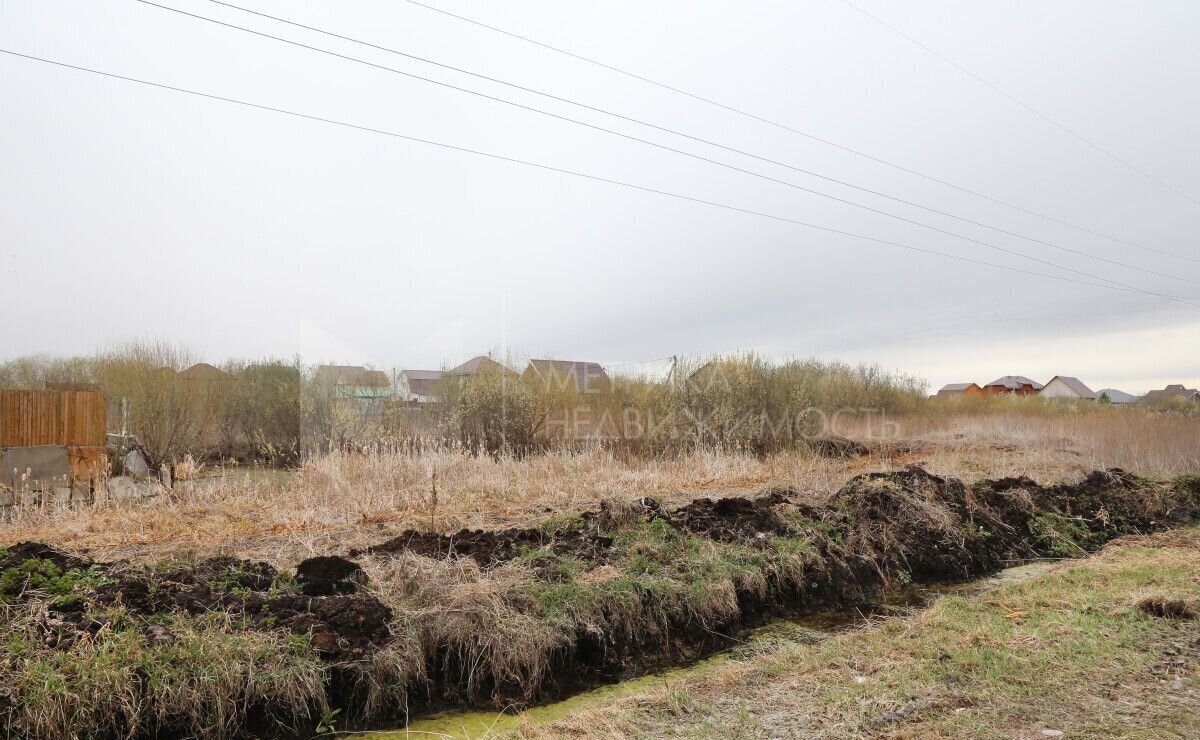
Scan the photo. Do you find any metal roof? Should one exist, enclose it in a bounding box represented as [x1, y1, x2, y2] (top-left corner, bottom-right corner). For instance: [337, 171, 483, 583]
[447, 356, 515, 375]
[399, 369, 443, 381]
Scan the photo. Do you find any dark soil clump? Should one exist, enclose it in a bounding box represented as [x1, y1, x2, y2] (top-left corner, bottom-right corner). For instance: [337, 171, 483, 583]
[0, 541, 88, 573]
[360, 527, 548, 566]
[296, 555, 366, 596]
[671, 489, 795, 541]
[1139, 597, 1199, 620]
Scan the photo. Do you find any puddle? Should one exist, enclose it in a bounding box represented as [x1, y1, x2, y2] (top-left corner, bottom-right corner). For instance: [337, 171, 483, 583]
[347, 561, 1058, 739]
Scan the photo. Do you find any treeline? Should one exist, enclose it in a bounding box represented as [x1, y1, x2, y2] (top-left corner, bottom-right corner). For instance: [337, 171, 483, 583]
[0, 344, 927, 465]
[434, 355, 926, 455]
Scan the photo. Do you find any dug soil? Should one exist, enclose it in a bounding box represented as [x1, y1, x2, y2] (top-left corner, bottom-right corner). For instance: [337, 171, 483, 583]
[2, 467, 1198, 738]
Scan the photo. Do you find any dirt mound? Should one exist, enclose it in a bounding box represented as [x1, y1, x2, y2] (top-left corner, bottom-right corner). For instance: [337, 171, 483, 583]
[363, 492, 801, 565]
[823, 467, 1002, 581]
[806, 434, 869, 458]
[671, 490, 795, 541]
[297, 555, 366, 596]
[0, 541, 88, 573]
[71, 553, 392, 661]
[360, 527, 548, 566]
[239, 592, 392, 658]
[362, 513, 621, 568]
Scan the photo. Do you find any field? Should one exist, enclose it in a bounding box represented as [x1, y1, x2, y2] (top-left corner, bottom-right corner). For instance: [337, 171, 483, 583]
[7, 411, 1200, 566]
[1, 410, 1198, 738]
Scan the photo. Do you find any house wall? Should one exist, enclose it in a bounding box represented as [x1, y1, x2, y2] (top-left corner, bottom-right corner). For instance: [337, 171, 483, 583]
[1040, 379, 1085, 399]
[984, 384, 1037, 397]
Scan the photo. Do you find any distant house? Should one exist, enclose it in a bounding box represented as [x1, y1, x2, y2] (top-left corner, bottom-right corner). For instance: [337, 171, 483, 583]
[180, 363, 227, 381]
[1039, 376, 1097, 400]
[447, 355, 517, 377]
[935, 382, 983, 398]
[315, 365, 393, 398]
[524, 359, 611, 394]
[398, 370, 443, 403]
[1094, 388, 1140, 404]
[1142, 384, 1200, 403]
[983, 376, 1043, 397]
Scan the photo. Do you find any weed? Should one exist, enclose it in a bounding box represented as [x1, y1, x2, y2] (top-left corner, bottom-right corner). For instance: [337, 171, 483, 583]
[0, 560, 108, 603]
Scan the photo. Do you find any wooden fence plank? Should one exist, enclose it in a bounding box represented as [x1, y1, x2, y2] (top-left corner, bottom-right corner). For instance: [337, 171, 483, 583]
[0, 390, 107, 447]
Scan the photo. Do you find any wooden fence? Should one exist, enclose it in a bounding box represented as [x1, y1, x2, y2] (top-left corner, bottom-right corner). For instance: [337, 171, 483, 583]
[0, 390, 108, 447]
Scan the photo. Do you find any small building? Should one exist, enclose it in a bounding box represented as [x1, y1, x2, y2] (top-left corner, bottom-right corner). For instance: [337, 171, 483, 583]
[398, 370, 444, 403]
[524, 359, 611, 394]
[1142, 384, 1200, 403]
[0, 389, 108, 502]
[983, 376, 1044, 397]
[447, 355, 517, 377]
[1039, 376, 1097, 400]
[314, 365, 393, 398]
[936, 382, 983, 398]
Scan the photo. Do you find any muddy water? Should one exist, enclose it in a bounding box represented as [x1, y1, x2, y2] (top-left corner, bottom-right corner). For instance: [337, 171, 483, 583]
[350, 562, 1055, 739]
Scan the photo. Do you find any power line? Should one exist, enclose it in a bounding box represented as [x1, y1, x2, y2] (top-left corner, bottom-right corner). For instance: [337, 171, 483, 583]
[2, 47, 1194, 311]
[198, 0, 1200, 287]
[836, 0, 1200, 208]
[133, 1, 1196, 298]
[400, 0, 1199, 264]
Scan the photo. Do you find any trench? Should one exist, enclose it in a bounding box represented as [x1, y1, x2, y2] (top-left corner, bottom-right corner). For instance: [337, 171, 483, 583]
[354, 561, 1056, 739]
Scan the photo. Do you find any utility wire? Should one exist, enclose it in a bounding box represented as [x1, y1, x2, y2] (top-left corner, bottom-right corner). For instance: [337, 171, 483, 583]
[200, 0, 1199, 286]
[837, 0, 1200, 208]
[3, 47, 1194, 309]
[134, 1, 1195, 298]
[400, 0, 1199, 264]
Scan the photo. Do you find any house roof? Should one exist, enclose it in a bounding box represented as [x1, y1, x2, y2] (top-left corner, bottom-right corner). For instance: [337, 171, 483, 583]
[1094, 388, 1140, 404]
[984, 376, 1044, 390]
[525, 359, 610, 391]
[447, 356, 514, 375]
[180, 362, 226, 380]
[401, 369, 443, 381]
[1045, 376, 1096, 399]
[1144, 384, 1200, 401]
[936, 383, 979, 397]
[316, 365, 391, 387]
[526, 359, 608, 377]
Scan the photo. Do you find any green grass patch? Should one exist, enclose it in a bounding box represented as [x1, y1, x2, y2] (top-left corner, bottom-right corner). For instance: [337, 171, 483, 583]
[0, 559, 111, 603]
[3, 610, 326, 738]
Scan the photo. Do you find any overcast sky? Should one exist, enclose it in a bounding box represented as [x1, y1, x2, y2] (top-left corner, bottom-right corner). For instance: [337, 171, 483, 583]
[2, 0, 1198, 393]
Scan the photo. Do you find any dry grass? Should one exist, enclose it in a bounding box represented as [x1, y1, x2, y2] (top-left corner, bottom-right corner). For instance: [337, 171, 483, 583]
[2, 412, 1198, 567]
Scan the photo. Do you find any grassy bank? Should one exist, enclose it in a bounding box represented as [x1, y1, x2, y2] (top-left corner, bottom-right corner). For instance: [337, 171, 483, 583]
[0, 467, 1197, 738]
[529, 526, 1200, 739]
